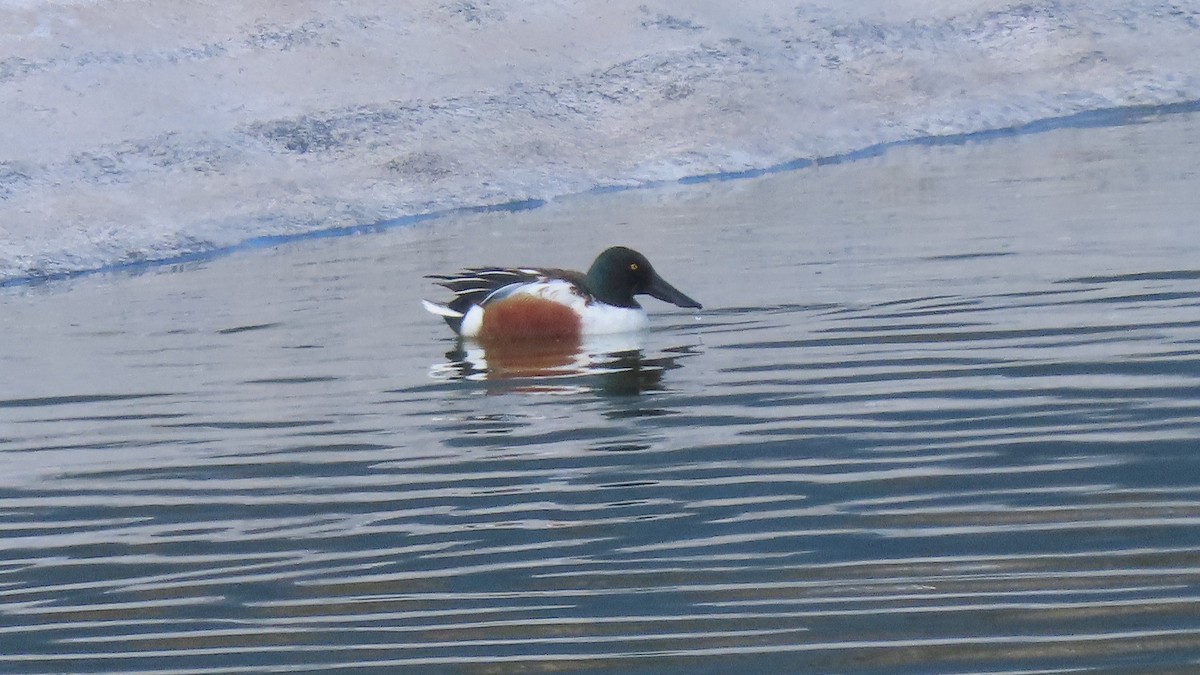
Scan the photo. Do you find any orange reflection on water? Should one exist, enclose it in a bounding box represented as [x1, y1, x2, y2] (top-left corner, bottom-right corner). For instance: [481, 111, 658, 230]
[430, 332, 689, 396]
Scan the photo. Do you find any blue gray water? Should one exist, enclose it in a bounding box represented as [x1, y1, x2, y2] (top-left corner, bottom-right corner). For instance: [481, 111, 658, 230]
[2, 111, 1200, 673]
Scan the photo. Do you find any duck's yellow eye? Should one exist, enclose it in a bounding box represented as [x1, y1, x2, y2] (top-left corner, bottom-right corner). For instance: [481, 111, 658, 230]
[630, 263, 639, 271]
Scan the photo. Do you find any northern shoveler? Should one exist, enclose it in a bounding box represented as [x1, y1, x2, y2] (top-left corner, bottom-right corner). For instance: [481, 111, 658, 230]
[422, 246, 702, 340]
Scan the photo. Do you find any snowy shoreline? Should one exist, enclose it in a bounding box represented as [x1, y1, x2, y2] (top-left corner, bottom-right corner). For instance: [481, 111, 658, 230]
[2, 0, 1198, 285]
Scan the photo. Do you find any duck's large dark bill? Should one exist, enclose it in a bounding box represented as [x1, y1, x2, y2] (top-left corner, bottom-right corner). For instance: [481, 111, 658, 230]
[647, 274, 702, 309]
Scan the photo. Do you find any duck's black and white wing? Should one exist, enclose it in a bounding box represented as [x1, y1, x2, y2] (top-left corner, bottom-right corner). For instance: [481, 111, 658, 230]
[427, 268, 549, 312]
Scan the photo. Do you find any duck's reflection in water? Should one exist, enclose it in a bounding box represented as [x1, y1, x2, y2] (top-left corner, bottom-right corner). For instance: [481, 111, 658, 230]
[429, 332, 694, 395]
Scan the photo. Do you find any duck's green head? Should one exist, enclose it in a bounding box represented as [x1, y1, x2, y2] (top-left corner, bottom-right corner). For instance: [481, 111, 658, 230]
[585, 246, 702, 310]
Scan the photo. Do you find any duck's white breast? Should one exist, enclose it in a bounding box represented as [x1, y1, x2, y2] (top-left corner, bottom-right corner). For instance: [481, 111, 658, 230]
[579, 302, 648, 335]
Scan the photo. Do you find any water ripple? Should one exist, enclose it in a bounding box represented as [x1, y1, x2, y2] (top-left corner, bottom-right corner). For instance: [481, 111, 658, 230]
[5, 116, 1200, 673]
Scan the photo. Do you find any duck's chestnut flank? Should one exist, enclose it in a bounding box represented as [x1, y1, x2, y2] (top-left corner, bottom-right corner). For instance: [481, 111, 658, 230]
[478, 295, 583, 341]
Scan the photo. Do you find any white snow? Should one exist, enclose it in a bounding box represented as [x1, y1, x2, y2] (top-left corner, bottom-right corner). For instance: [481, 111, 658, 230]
[1, 0, 1198, 282]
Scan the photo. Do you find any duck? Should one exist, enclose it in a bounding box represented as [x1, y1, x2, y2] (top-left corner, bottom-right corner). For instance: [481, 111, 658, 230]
[422, 246, 702, 340]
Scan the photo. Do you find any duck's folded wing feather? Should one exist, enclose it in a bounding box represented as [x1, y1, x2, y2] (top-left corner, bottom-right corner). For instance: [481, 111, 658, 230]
[428, 267, 584, 313]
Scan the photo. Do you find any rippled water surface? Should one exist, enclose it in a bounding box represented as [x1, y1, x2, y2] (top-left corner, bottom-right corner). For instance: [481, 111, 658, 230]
[4, 113, 1200, 673]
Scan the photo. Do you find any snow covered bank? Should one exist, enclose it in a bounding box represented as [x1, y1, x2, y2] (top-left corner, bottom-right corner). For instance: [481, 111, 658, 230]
[2, 0, 1197, 283]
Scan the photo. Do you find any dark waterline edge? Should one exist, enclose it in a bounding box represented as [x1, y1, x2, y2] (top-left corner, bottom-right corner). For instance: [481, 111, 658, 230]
[4, 98, 1199, 291]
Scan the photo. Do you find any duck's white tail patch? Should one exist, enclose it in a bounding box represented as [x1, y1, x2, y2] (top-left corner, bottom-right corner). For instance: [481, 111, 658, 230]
[421, 299, 463, 318]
